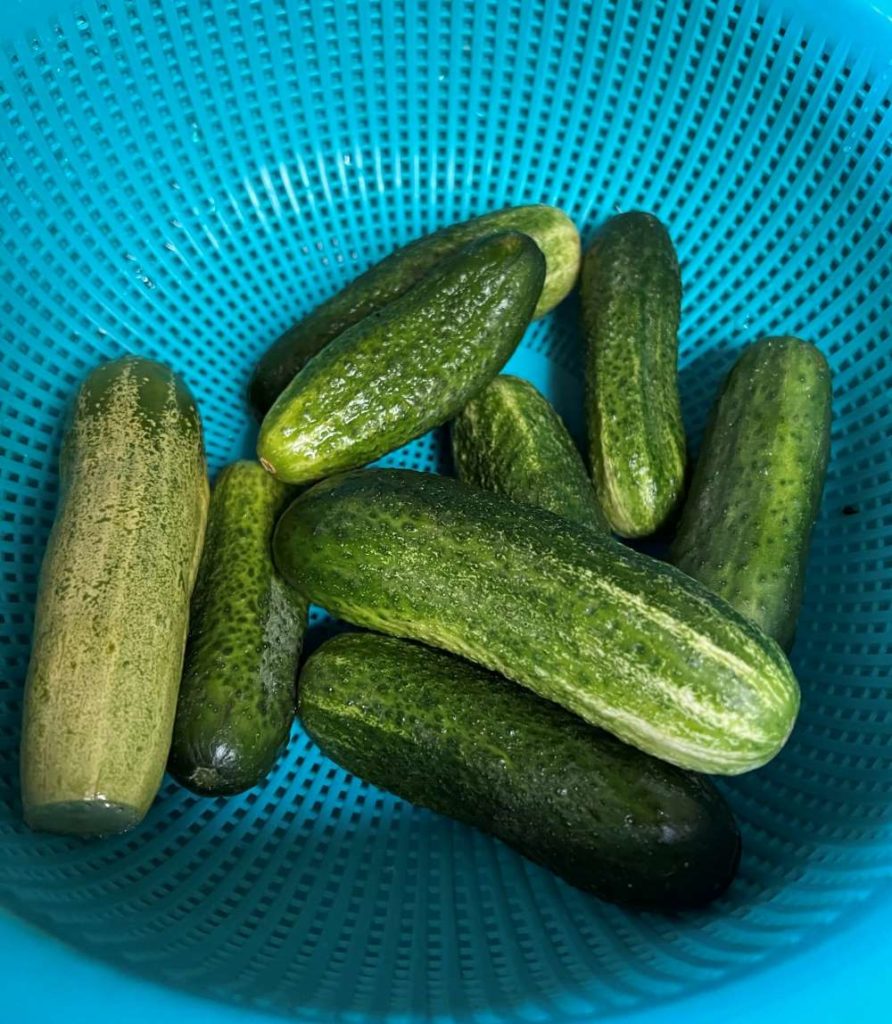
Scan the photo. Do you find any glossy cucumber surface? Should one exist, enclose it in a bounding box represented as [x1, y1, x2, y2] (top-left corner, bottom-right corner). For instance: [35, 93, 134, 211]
[300, 633, 741, 909]
[248, 205, 579, 416]
[258, 232, 545, 484]
[169, 461, 306, 796]
[275, 469, 800, 775]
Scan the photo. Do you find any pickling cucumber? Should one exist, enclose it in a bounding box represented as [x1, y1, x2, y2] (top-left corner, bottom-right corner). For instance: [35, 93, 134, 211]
[451, 374, 608, 531]
[169, 461, 307, 795]
[671, 336, 832, 650]
[581, 212, 686, 537]
[248, 205, 580, 416]
[21, 357, 209, 835]
[274, 469, 800, 775]
[300, 633, 741, 909]
[258, 232, 545, 485]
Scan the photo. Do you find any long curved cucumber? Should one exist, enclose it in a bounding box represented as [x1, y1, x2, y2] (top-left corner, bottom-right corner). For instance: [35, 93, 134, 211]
[274, 469, 800, 775]
[300, 633, 741, 909]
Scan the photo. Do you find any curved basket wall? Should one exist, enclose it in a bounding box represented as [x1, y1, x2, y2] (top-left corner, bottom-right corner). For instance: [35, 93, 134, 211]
[1, 0, 890, 1021]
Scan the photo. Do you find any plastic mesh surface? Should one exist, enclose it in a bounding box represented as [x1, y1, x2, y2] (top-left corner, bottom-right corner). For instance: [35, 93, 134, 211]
[1, 0, 890, 1020]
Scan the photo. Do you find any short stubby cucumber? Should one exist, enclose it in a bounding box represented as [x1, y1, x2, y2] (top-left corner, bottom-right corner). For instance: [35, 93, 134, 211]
[169, 461, 307, 795]
[581, 212, 686, 537]
[258, 232, 545, 485]
[21, 357, 209, 836]
[300, 633, 741, 909]
[671, 336, 832, 651]
[248, 205, 580, 416]
[451, 374, 608, 531]
[274, 469, 800, 775]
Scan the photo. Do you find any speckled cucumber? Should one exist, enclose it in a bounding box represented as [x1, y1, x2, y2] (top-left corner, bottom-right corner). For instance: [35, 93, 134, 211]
[671, 337, 832, 651]
[451, 375, 608, 531]
[274, 469, 800, 775]
[581, 212, 686, 537]
[248, 205, 580, 416]
[258, 232, 545, 485]
[169, 461, 306, 795]
[299, 633, 741, 909]
[21, 357, 209, 836]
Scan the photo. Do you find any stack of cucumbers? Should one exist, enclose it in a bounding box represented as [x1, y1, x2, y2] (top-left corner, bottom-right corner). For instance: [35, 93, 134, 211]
[21, 205, 831, 912]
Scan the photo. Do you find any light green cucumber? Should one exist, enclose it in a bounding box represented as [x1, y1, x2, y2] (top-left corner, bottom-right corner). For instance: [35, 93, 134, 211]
[258, 232, 545, 485]
[451, 374, 608, 531]
[274, 469, 800, 776]
[21, 357, 209, 835]
[671, 336, 832, 651]
[169, 461, 307, 795]
[248, 205, 580, 416]
[581, 211, 686, 537]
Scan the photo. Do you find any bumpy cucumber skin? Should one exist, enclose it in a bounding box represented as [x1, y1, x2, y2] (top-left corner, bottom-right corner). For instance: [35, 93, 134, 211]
[274, 469, 800, 776]
[21, 357, 209, 835]
[451, 375, 609, 532]
[248, 205, 580, 416]
[671, 337, 832, 651]
[300, 633, 741, 909]
[258, 232, 545, 485]
[169, 461, 306, 796]
[581, 212, 686, 537]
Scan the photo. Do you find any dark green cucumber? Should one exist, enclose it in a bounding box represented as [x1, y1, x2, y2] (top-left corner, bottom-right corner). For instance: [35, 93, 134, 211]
[169, 461, 307, 795]
[258, 232, 545, 485]
[581, 212, 686, 537]
[451, 374, 608, 531]
[300, 633, 741, 909]
[249, 205, 580, 416]
[21, 357, 209, 835]
[671, 336, 832, 651]
[274, 469, 800, 775]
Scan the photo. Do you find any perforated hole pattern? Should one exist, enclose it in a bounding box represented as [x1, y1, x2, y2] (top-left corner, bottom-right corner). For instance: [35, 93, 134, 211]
[0, 0, 890, 1020]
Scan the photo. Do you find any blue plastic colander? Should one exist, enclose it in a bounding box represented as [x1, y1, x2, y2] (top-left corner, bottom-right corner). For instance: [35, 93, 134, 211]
[2, 0, 891, 1021]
